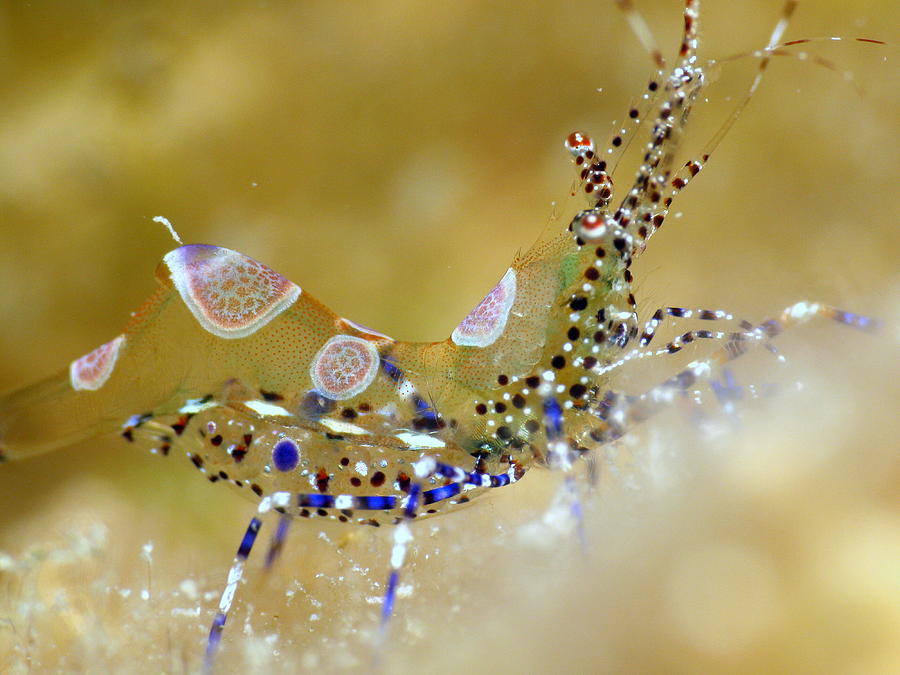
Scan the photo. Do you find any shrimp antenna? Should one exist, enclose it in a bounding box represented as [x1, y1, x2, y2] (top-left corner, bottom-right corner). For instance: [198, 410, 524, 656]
[613, 0, 666, 69]
[700, 0, 798, 160]
[710, 35, 887, 99]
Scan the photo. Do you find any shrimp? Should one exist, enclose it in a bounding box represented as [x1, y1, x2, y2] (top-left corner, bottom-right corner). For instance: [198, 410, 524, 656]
[0, 1, 890, 671]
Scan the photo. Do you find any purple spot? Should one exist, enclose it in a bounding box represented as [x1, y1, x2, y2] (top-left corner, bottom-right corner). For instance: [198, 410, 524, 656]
[272, 439, 299, 472]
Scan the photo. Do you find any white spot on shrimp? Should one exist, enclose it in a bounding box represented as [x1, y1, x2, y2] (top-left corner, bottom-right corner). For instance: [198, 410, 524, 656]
[319, 418, 367, 435]
[395, 432, 446, 448]
[179, 398, 218, 415]
[244, 400, 292, 417]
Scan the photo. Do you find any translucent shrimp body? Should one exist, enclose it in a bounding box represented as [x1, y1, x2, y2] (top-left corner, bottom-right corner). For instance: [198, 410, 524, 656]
[0, 1, 883, 669]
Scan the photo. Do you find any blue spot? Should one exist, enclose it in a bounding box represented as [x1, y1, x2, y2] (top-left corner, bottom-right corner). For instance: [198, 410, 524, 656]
[412, 394, 441, 430]
[272, 439, 299, 472]
[381, 356, 404, 382]
[543, 398, 563, 439]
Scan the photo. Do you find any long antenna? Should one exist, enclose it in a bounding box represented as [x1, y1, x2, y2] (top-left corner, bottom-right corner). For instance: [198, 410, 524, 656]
[613, 0, 666, 69]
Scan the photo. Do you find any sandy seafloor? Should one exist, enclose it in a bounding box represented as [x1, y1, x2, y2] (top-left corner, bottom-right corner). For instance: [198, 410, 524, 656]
[0, 1, 897, 673]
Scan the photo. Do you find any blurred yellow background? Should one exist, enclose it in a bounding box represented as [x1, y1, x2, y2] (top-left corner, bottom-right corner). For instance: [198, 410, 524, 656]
[0, 1, 897, 673]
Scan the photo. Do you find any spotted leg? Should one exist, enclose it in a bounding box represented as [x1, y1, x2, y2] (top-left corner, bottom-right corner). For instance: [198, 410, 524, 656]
[564, 1, 694, 212]
[603, 298, 876, 378]
[619, 2, 802, 251]
[634, 308, 778, 362]
[596, 309, 762, 378]
[637, 306, 735, 348]
[631, 5, 885, 251]
[589, 302, 879, 442]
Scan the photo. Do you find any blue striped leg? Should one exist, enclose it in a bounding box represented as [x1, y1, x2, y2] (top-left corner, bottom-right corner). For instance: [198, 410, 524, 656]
[204, 491, 290, 674]
[411, 456, 526, 503]
[369, 481, 421, 671]
[264, 512, 292, 569]
[206, 465, 531, 671]
[373, 457, 527, 655]
[380, 483, 420, 636]
[289, 458, 525, 516]
[543, 397, 588, 550]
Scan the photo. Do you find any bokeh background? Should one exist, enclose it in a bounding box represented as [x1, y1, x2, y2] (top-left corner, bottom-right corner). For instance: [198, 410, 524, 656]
[0, 1, 897, 673]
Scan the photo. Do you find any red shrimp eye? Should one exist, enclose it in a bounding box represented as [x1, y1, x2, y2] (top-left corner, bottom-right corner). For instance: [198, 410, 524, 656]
[573, 210, 607, 239]
[565, 131, 595, 160]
